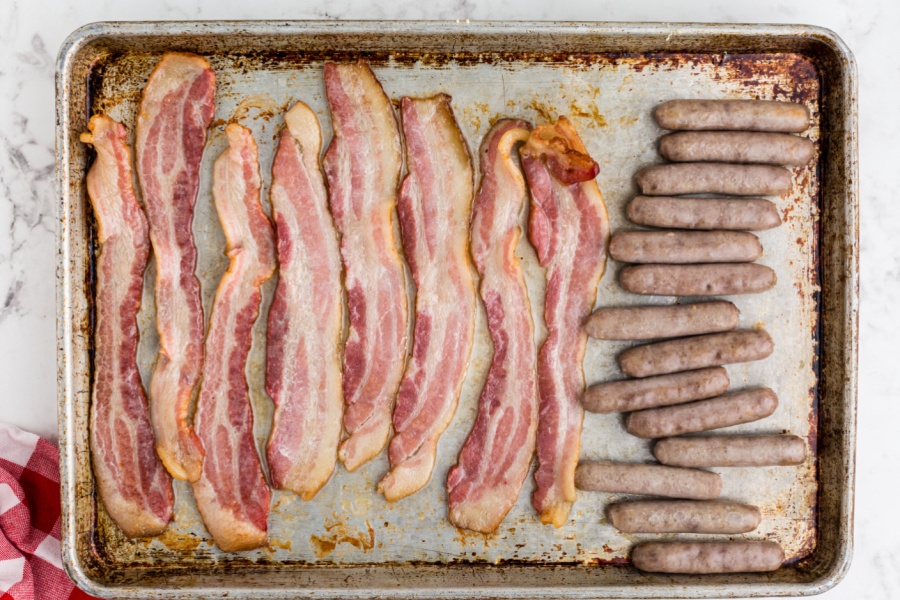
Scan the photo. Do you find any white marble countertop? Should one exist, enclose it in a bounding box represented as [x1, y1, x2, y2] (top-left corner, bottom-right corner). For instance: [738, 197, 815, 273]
[0, 0, 892, 597]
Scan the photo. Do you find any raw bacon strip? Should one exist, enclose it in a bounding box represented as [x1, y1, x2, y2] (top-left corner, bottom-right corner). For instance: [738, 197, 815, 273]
[192, 124, 276, 552]
[266, 102, 343, 499]
[135, 52, 216, 482]
[446, 119, 539, 532]
[377, 95, 476, 501]
[81, 115, 174, 537]
[521, 117, 609, 527]
[323, 61, 408, 472]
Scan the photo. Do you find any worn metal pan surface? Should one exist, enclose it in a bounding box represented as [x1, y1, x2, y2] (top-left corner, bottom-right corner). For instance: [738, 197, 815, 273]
[56, 20, 858, 599]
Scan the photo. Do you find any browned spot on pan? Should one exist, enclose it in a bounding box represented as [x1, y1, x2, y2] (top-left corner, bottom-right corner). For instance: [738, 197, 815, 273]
[309, 520, 376, 560]
[156, 529, 203, 551]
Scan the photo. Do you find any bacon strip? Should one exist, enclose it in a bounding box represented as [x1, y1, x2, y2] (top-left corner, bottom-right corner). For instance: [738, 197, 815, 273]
[135, 53, 216, 482]
[323, 61, 408, 472]
[521, 117, 609, 527]
[446, 120, 539, 532]
[192, 124, 276, 551]
[81, 115, 174, 537]
[265, 102, 343, 499]
[377, 95, 476, 501]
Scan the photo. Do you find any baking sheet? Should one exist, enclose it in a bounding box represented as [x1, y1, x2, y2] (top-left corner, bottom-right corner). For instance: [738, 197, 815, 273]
[56, 21, 858, 598]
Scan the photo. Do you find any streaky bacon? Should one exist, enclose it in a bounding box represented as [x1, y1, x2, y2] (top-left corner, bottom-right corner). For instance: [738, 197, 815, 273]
[520, 117, 609, 527]
[377, 95, 476, 501]
[323, 61, 409, 472]
[446, 119, 539, 532]
[265, 102, 343, 499]
[81, 115, 174, 537]
[135, 52, 216, 482]
[192, 124, 276, 551]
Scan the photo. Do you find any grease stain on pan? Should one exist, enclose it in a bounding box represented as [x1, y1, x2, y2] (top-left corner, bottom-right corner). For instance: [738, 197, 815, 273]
[310, 520, 376, 560]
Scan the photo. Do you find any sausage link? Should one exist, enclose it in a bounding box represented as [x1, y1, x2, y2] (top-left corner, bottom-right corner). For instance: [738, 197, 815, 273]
[610, 230, 762, 264]
[660, 131, 815, 166]
[626, 196, 782, 231]
[625, 388, 778, 438]
[636, 163, 792, 196]
[654, 434, 808, 467]
[608, 500, 761, 534]
[583, 367, 730, 413]
[574, 461, 721, 500]
[617, 330, 774, 378]
[585, 302, 739, 341]
[619, 263, 777, 296]
[654, 99, 810, 132]
[632, 541, 785, 574]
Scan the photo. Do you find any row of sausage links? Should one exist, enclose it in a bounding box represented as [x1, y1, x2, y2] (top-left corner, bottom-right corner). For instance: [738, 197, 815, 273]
[585, 304, 773, 378]
[642, 99, 813, 197]
[615, 100, 813, 298]
[599, 99, 804, 575]
[576, 437, 806, 498]
[573, 438, 804, 544]
[610, 228, 776, 294]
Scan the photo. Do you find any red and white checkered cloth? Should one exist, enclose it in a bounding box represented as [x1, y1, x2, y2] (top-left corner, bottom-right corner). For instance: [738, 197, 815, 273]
[0, 423, 95, 600]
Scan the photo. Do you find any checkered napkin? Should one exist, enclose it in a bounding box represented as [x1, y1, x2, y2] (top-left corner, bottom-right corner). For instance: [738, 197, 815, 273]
[0, 423, 95, 599]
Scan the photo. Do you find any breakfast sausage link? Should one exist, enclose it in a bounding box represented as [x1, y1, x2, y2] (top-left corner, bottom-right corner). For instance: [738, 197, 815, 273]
[608, 500, 761, 534]
[660, 131, 815, 166]
[610, 230, 762, 264]
[659, 131, 815, 167]
[583, 367, 729, 413]
[619, 263, 777, 296]
[654, 99, 810, 133]
[585, 301, 739, 341]
[636, 163, 792, 196]
[625, 388, 778, 439]
[632, 541, 785, 574]
[617, 329, 774, 378]
[654, 434, 807, 467]
[626, 196, 782, 231]
[574, 461, 721, 500]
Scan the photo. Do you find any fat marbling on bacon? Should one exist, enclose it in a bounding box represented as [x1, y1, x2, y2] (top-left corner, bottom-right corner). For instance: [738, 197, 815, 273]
[446, 119, 539, 533]
[81, 115, 174, 537]
[266, 102, 344, 499]
[520, 117, 609, 527]
[323, 61, 409, 472]
[135, 52, 216, 482]
[192, 124, 276, 552]
[377, 95, 476, 501]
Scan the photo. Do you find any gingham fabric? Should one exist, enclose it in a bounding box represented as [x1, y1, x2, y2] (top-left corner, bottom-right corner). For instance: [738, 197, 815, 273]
[0, 423, 95, 600]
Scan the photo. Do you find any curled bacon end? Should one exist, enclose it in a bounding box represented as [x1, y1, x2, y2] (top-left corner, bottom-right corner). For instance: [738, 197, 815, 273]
[521, 116, 600, 184]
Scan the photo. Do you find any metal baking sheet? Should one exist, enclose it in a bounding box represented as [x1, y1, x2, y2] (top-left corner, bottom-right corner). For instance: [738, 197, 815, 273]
[56, 21, 858, 598]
